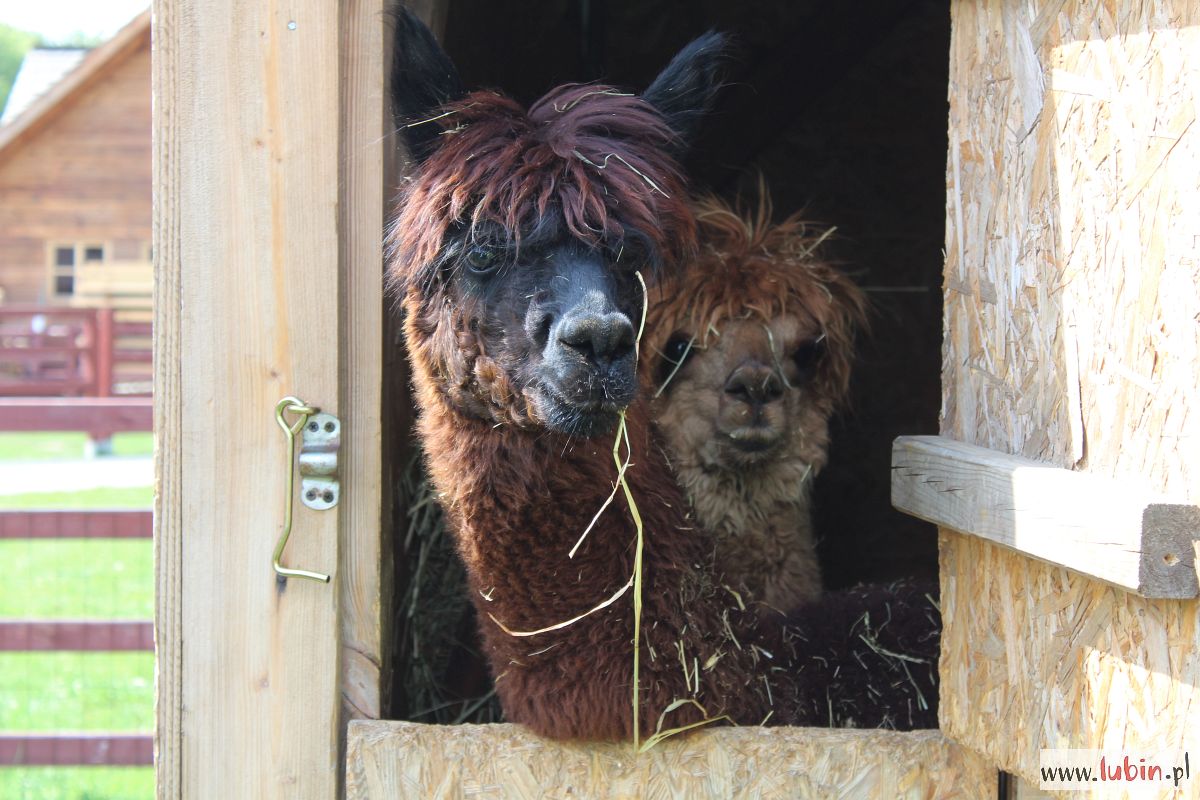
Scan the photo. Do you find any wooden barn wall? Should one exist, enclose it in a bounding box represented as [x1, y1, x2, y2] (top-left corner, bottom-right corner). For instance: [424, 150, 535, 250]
[0, 41, 151, 304]
[940, 0, 1200, 783]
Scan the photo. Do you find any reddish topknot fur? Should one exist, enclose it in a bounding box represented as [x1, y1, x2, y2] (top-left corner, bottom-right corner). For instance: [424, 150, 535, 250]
[389, 85, 696, 289]
[646, 190, 868, 405]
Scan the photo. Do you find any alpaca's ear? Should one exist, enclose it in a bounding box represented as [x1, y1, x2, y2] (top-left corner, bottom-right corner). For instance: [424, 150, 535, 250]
[642, 31, 728, 150]
[389, 5, 466, 163]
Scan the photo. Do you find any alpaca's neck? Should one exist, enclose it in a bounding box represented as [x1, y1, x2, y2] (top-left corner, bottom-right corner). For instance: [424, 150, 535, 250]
[411, 379, 782, 739]
[415, 386, 656, 628]
[676, 456, 822, 611]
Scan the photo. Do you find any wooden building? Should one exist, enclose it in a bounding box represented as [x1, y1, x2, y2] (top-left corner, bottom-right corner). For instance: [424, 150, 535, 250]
[155, 0, 1198, 797]
[0, 11, 151, 309]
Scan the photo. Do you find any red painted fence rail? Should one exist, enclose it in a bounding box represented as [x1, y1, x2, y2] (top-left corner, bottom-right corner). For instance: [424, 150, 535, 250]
[0, 306, 150, 398]
[0, 396, 152, 439]
[0, 621, 153, 652]
[0, 734, 153, 767]
[0, 510, 154, 767]
[0, 510, 151, 539]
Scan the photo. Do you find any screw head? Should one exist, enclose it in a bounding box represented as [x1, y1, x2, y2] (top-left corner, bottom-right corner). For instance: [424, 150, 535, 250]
[305, 489, 317, 501]
[322, 490, 334, 503]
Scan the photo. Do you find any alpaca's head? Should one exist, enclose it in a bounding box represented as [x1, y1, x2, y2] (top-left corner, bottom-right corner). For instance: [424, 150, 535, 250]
[387, 9, 726, 438]
[647, 193, 867, 476]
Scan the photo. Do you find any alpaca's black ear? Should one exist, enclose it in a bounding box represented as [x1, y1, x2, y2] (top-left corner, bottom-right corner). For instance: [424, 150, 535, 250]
[389, 5, 466, 163]
[642, 31, 728, 150]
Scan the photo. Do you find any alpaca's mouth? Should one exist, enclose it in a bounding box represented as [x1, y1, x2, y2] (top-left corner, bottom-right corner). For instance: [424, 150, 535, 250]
[725, 425, 782, 456]
[533, 379, 630, 438]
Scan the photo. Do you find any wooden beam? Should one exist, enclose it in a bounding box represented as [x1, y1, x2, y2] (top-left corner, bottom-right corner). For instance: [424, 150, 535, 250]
[892, 435, 1200, 598]
[0, 510, 151, 539]
[151, 0, 183, 796]
[346, 722, 997, 799]
[0, 733, 153, 766]
[338, 0, 387, 734]
[0, 620, 153, 651]
[161, 0, 347, 796]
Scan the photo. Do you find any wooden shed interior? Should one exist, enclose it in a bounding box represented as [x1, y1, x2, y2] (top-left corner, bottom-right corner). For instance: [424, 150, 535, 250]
[387, 0, 951, 720]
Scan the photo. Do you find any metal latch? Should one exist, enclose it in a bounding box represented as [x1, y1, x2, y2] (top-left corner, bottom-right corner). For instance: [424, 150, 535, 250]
[299, 412, 340, 510]
[272, 397, 338, 583]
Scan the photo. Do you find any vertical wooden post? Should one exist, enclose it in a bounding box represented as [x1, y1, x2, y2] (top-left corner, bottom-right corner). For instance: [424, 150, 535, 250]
[337, 0, 387, 741]
[154, 0, 387, 796]
[95, 307, 114, 398]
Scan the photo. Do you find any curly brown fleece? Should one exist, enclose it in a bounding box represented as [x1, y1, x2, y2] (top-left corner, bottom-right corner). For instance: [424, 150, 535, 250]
[389, 85, 790, 741]
[646, 192, 868, 613]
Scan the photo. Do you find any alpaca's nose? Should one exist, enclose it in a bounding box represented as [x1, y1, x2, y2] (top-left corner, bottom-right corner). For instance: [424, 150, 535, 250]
[557, 309, 635, 364]
[724, 362, 784, 406]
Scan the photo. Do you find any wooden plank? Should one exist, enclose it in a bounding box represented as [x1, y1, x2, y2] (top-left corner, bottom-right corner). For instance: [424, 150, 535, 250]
[0, 397, 151, 431]
[0, 510, 151, 539]
[892, 435, 1200, 598]
[346, 722, 997, 800]
[337, 0, 387, 736]
[0, 620, 153, 651]
[940, 0, 1200, 784]
[151, 0, 183, 795]
[0, 733, 154, 766]
[166, 0, 345, 797]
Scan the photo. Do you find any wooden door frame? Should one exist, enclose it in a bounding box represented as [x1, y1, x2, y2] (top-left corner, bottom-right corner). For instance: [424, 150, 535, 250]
[153, 0, 387, 796]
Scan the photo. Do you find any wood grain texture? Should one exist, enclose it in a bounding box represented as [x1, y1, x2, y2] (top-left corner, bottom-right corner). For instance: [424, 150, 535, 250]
[338, 0, 387, 730]
[940, 0, 1200, 785]
[345, 722, 996, 800]
[151, 0, 183, 795]
[892, 435, 1200, 597]
[163, 0, 344, 796]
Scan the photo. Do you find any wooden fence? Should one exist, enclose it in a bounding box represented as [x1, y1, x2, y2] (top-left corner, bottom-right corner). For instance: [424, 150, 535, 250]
[0, 306, 151, 398]
[0, 510, 153, 767]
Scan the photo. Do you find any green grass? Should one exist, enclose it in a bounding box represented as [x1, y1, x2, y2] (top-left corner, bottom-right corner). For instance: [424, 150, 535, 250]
[0, 540, 152, 618]
[0, 433, 153, 461]
[0, 767, 153, 800]
[0, 471, 154, 796]
[0, 486, 153, 510]
[0, 653, 153, 731]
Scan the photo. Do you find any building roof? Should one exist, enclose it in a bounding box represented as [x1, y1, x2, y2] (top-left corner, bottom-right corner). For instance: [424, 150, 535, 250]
[1, 49, 89, 124]
[0, 8, 149, 165]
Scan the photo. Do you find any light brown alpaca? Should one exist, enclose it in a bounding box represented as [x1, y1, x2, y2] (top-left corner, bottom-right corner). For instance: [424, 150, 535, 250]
[646, 193, 867, 614]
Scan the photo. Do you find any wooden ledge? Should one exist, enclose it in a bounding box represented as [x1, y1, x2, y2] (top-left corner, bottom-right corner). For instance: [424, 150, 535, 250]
[346, 721, 993, 799]
[891, 435, 1200, 598]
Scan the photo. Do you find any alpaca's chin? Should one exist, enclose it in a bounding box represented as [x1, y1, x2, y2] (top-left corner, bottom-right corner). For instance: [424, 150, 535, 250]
[531, 384, 626, 438]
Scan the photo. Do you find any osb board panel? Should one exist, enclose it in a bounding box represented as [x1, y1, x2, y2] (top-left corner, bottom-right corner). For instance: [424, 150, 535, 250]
[941, 0, 1200, 786]
[346, 722, 995, 799]
[940, 533, 1200, 787]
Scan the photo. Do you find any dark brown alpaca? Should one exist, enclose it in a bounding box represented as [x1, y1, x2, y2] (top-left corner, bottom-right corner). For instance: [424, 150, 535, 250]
[646, 192, 868, 614]
[388, 10, 785, 740]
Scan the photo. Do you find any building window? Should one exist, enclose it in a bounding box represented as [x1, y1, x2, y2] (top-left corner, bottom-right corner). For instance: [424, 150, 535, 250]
[48, 243, 105, 298]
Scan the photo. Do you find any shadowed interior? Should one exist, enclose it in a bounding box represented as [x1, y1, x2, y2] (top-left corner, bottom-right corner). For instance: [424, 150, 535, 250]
[388, 0, 947, 722]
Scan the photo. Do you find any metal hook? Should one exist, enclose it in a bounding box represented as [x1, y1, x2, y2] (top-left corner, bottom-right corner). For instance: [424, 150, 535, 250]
[273, 396, 331, 583]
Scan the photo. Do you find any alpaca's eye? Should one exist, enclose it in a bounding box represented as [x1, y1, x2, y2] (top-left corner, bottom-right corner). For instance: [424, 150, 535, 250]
[464, 245, 499, 275]
[791, 338, 825, 382]
[656, 334, 696, 389]
[664, 335, 695, 366]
